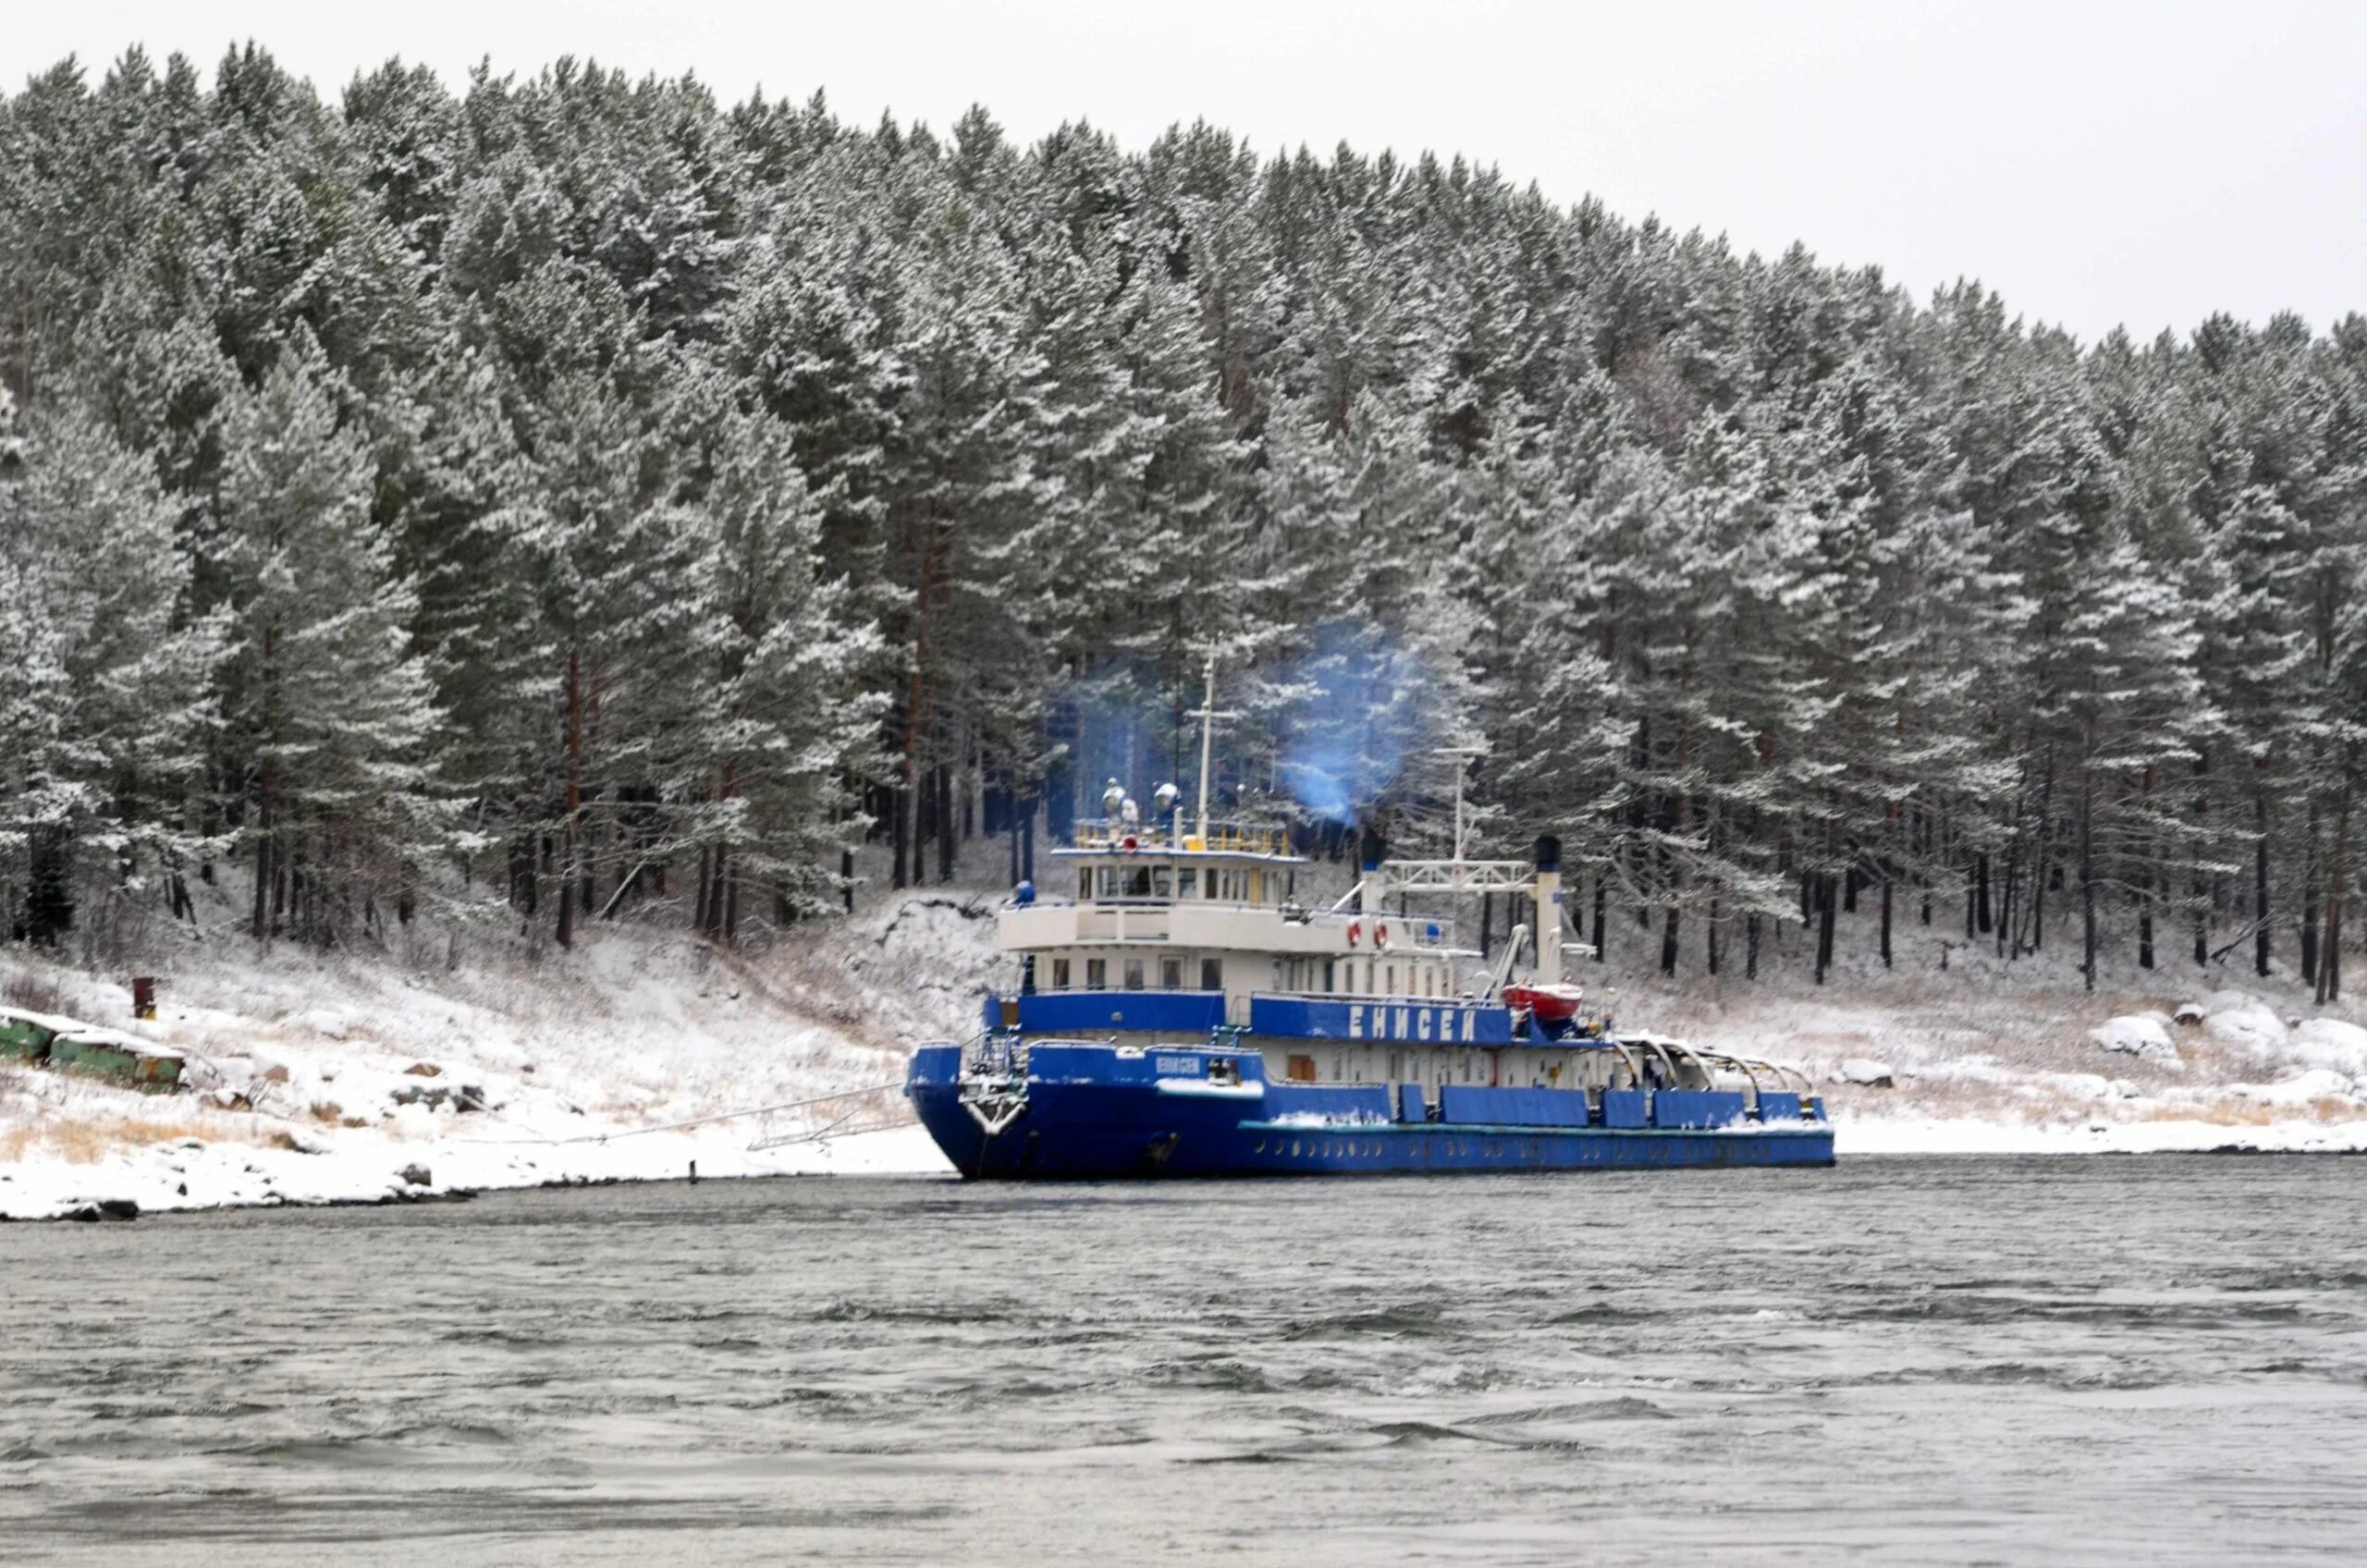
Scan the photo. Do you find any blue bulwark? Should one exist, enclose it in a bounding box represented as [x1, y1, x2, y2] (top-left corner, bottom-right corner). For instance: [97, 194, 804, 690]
[1397, 1084, 1429, 1122]
[1249, 996, 1515, 1045]
[1438, 1085, 1592, 1128]
[1601, 1090, 1650, 1129]
[1261, 1084, 1393, 1123]
[1653, 1090, 1750, 1130]
[1756, 1092, 1804, 1122]
[1017, 991, 1225, 1035]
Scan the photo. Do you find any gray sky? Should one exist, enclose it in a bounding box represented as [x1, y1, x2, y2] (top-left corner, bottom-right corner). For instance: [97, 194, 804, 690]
[10, 1, 2363, 345]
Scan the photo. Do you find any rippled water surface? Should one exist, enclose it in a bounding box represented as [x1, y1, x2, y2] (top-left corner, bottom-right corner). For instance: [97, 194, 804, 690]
[5, 1157, 2365, 1564]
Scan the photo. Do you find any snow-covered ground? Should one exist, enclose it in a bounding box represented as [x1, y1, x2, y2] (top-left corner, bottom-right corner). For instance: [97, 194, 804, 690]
[1593, 909, 2367, 1158]
[6, 857, 2366, 1219]
[0, 890, 1003, 1219]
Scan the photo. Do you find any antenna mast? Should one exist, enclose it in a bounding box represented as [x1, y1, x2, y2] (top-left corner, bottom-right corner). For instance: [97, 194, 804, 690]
[1438, 745, 1486, 864]
[1189, 657, 1239, 843]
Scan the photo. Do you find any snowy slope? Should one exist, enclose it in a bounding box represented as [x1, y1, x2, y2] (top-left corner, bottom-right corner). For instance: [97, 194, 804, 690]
[0, 890, 1012, 1219]
[1576, 906, 2367, 1156]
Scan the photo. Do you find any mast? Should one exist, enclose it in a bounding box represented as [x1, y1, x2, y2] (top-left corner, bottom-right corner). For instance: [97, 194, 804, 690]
[1439, 745, 1485, 865]
[1188, 657, 1238, 845]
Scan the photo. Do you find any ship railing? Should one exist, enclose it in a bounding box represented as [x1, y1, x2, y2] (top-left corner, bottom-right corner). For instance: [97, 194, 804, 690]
[1024, 894, 1322, 916]
[962, 1034, 1031, 1080]
[1249, 986, 1501, 1014]
[1067, 817, 1294, 857]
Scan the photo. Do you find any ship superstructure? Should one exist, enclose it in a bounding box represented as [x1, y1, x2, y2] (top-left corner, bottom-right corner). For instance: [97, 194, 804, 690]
[906, 667, 1833, 1178]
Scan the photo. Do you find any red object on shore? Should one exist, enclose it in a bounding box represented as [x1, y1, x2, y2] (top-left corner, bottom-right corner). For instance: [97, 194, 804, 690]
[1502, 982, 1585, 1023]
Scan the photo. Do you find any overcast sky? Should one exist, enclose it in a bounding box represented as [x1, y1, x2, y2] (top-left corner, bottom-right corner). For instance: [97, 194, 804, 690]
[9, 1, 2362, 346]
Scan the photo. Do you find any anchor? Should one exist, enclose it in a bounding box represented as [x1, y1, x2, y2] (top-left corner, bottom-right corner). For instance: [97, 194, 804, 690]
[963, 1091, 1028, 1137]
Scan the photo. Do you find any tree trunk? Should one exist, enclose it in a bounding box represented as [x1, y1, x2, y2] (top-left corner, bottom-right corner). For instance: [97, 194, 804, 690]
[891, 780, 910, 890]
[2192, 750, 2212, 966]
[1880, 871, 1893, 970]
[1813, 874, 1835, 985]
[558, 649, 583, 950]
[1008, 778, 1022, 887]
[937, 762, 955, 883]
[2137, 764, 2154, 969]
[251, 620, 278, 942]
[2255, 784, 2272, 979]
[2302, 793, 2322, 985]
[2324, 772, 2352, 1004]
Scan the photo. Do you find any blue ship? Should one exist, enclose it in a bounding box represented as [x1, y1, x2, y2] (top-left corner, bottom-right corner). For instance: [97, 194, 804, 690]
[907, 671, 1834, 1180]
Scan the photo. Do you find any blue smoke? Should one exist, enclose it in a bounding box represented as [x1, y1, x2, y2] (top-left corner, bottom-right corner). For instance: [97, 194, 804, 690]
[1276, 621, 1420, 826]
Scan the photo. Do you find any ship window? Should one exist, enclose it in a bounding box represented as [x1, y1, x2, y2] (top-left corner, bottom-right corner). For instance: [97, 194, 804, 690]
[1078, 871, 1092, 900]
[1161, 957, 1183, 989]
[1052, 958, 1071, 989]
[1123, 959, 1146, 991]
[1086, 958, 1107, 988]
[1125, 866, 1152, 898]
[1152, 867, 1171, 899]
[1178, 868, 1197, 899]
[1322, 959, 1336, 992]
[1249, 873, 1263, 904]
[1201, 958, 1222, 991]
[1385, 963, 1396, 994]
[1095, 867, 1115, 898]
[1287, 1055, 1317, 1083]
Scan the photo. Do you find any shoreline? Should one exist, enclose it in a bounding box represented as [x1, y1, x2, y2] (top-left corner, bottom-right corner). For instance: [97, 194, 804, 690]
[9, 1115, 2367, 1222]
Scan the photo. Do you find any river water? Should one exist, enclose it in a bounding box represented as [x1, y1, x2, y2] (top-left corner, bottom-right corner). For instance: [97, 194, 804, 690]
[3, 1156, 2364, 1565]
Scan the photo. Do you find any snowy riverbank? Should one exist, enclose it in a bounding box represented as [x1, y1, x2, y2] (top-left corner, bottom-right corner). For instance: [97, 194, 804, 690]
[8, 885, 2367, 1219]
[0, 896, 1004, 1219]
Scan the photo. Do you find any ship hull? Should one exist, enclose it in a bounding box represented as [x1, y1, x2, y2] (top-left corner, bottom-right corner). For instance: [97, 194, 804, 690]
[908, 1043, 1834, 1181]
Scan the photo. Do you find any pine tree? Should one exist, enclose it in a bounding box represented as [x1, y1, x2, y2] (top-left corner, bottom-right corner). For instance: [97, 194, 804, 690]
[0, 402, 223, 945]
[216, 338, 442, 941]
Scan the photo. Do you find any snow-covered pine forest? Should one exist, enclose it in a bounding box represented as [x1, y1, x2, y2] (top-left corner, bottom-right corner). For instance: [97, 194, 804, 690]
[4, 46, 2365, 998]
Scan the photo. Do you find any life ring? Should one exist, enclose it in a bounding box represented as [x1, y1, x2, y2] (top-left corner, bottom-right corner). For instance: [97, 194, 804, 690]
[1373, 921, 1392, 949]
[1346, 920, 1364, 948]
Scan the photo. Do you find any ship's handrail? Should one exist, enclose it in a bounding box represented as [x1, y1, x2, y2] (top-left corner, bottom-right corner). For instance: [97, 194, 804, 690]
[1015, 896, 1462, 942]
[1065, 816, 1300, 858]
[1248, 984, 1497, 1007]
[1018, 894, 1307, 911]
